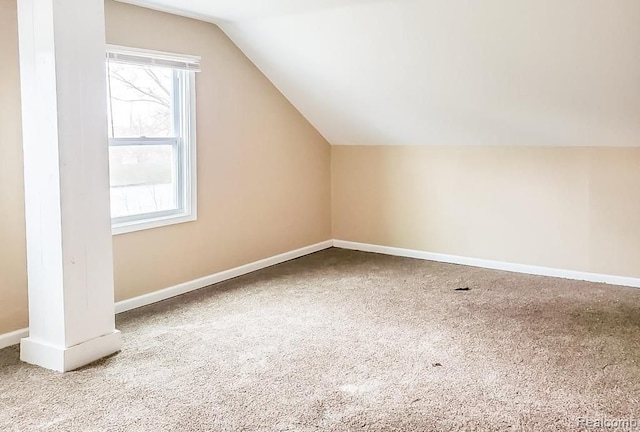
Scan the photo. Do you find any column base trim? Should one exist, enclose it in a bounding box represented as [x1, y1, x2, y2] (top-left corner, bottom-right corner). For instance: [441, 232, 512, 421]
[20, 331, 122, 372]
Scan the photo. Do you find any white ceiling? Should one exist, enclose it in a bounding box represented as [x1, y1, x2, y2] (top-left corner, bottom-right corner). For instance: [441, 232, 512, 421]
[118, 0, 640, 146]
[116, 0, 384, 22]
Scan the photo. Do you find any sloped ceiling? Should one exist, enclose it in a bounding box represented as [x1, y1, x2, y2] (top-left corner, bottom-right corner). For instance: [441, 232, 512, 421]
[118, 0, 640, 146]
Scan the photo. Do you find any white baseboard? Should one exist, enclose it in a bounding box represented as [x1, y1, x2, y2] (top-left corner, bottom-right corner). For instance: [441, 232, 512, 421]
[0, 328, 30, 351]
[115, 240, 334, 314]
[333, 240, 640, 289]
[5, 238, 635, 350]
[0, 240, 333, 350]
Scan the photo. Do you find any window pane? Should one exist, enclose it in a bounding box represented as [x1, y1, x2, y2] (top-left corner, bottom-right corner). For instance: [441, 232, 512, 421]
[109, 145, 178, 218]
[107, 62, 174, 138]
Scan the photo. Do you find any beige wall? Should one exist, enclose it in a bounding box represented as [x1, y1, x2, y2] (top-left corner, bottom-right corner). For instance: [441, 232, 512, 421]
[333, 146, 640, 279]
[105, 1, 331, 301]
[0, 0, 28, 335]
[0, 0, 332, 334]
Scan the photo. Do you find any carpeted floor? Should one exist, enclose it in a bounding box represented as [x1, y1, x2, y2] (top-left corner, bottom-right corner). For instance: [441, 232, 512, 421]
[1, 248, 639, 431]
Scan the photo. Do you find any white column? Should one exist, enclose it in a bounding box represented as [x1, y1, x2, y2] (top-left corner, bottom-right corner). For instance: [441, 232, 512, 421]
[17, 0, 121, 372]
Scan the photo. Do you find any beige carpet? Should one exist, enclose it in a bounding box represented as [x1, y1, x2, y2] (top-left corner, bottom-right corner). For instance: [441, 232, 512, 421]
[1, 248, 639, 431]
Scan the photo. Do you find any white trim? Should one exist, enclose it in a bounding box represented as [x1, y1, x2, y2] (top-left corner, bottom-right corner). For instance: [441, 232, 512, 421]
[115, 240, 333, 313]
[112, 212, 197, 235]
[20, 331, 122, 373]
[0, 328, 30, 350]
[107, 44, 201, 72]
[184, 71, 198, 228]
[5, 239, 637, 350]
[107, 57, 198, 236]
[333, 240, 640, 288]
[0, 240, 333, 349]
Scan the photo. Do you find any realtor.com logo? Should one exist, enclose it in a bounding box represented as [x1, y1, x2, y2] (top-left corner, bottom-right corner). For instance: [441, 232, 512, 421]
[578, 418, 640, 430]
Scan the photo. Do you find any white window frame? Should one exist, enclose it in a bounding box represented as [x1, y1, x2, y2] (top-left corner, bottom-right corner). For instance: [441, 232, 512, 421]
[106, 45, 199, 235]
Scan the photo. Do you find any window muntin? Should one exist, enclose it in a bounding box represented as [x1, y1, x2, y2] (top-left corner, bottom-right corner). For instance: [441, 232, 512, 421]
[106, 47, 198, 234]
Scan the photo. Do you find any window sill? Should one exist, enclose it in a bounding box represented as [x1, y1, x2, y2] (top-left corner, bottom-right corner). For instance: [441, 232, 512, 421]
[112, 212, 197, 236]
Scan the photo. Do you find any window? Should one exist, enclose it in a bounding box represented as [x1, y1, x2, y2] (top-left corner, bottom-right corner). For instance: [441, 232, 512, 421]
[106, 46, 199, 235]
